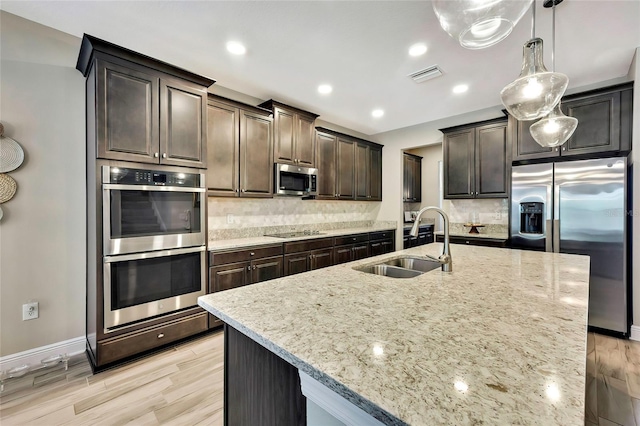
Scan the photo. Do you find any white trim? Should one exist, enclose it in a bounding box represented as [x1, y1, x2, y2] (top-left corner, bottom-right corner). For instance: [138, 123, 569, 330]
[630, 325, 640, 342]
[299, 371, 385, 426]
[0, 336, 85, 372]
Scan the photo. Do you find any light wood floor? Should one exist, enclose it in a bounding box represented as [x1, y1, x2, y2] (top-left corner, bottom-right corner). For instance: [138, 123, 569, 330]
[0, 331, 224, 425]
[0, 331, 638, 425]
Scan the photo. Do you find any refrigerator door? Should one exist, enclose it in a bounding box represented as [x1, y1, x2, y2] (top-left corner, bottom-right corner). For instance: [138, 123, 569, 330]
[510, 163, 553, 251]
[555, 157, 627, 333]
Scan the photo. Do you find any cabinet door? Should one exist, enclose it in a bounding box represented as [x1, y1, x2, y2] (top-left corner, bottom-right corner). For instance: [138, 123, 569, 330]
[355, 143, 369, 200]
[316, 132, 337, 199]
[412, 156, 422, 202]
[283, 253, 309, 276]
[512, 117, 559, 161]
[95, 59, 159, 163]
[160, 78, 207, 168]
[369, 145, 382, 201]
[333, 245, 354, 265]
[296, 114, 316, 167]
[207, 101, 239, 196]
[561, 91, 621, 156]
[336, 137, 355, 199]
[310, 248, 333, 270]
[475, 122, 509, 198]
[403, 154, 421, 202]
[352, 243, 370, 261]
[403, 154, 413, 202]
[251, 255, 282, 283]
[240, 110, 273, 197]
[443, 129, 474, 199]
[273, 106, 296, 165]
[369, 241, 386, 256]
[209, 261, 250, 292]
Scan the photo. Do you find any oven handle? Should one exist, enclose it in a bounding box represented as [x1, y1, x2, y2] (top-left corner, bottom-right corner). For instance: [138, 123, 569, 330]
[103, 184, 206, 193]
[104, 246, 206, 263]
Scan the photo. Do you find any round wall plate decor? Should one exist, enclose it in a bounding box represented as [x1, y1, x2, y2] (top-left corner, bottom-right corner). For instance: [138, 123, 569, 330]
[0, 136, 25, 173]
[0, 173, 17, 203]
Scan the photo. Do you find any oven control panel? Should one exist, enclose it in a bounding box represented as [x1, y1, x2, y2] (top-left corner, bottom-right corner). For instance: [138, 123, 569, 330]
[106, 167, 201, 187]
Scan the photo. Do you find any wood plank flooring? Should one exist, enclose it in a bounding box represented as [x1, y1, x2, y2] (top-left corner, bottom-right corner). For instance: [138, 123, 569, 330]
[1, 330, 638, 425]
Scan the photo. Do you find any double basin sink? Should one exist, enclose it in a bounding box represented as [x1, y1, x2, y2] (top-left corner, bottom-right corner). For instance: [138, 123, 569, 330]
[355, 256, 442, 278]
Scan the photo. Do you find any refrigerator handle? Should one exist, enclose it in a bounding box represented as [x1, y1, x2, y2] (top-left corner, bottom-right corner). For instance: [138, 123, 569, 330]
[545, 219, 553, 252]
[553, 219, 560, 253]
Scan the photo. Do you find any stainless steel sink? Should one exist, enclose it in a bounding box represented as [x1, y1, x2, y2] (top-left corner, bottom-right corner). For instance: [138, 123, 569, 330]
[357, 264, 422, 278]
[381, 257, 442, 273]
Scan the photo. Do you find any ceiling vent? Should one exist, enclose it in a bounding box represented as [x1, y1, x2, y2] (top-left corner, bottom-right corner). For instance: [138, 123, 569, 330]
[408, 65, 443, 83]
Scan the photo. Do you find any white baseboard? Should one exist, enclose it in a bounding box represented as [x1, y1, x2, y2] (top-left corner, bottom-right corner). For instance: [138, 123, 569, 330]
[630, 325, 640, 342]
[0, 336, 86, 373]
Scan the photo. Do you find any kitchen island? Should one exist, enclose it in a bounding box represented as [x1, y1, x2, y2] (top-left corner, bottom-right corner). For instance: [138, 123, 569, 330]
[198, 243, 589, 425]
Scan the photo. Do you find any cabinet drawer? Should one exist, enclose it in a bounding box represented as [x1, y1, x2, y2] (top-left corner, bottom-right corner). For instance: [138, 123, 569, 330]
[97, 312, 208, 366]
[209, 244, 283, 265]
[369, 230, 393, 241]
[334, 233, 368, 246]
[284, 237, 333, 254]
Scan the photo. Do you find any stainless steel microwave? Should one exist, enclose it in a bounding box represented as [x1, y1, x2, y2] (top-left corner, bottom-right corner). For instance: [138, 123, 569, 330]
[274, 163, 318, 196]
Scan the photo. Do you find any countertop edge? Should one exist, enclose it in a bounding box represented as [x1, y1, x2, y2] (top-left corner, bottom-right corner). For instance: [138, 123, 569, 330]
[198, 298, 405, 425]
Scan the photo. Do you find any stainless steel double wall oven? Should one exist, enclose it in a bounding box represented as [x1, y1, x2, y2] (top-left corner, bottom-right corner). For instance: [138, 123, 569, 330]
[101, 165, 206, 330]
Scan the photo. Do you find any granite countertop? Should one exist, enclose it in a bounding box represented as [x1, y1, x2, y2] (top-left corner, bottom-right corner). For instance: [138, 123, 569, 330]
[199, 244, 589, 425]
[208, 224, 397, 251]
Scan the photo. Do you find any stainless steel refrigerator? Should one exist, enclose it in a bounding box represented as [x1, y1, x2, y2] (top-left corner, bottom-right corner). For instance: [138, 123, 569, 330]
[510, 157, 630, 335]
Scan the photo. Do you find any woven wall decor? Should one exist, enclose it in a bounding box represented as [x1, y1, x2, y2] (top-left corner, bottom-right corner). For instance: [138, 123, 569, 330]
[0, 173, 17, 204]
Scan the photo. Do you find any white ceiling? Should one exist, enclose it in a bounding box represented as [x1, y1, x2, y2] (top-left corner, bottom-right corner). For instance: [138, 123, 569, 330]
[2, 1, 639, 136]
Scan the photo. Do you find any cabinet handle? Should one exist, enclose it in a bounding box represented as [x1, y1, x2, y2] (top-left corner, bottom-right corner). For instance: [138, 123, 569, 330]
[157, 333, 164, 339]
[352, 237, 356, 241]
[235, 189, 239, 193]
[154, 152, 159, 158]
[162, 153, 167, 158]
[253, 265, 256, 270]
[562, 147, 566, 151]
[250, 252, 255, 256]
[555, 147, 559, 152]
[241, 189, 246, 193]
[247, 266, 251, 271]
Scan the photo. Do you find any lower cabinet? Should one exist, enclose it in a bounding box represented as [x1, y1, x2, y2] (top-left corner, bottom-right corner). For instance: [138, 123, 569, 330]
[403, 225, 434, 249]
[208, 245, 283, 328]
[369, 231, 395, 256]
[435, 234, 509, 248]
[283, 238, 334, 276]
[333, 234, 370, 265]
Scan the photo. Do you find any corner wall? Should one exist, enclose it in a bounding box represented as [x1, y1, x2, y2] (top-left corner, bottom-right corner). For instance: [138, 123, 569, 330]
[0, 12, 85, 356]
[631, 48, 640, 332]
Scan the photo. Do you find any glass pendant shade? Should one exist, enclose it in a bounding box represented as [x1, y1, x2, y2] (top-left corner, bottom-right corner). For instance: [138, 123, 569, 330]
[529, 103, 578, 147]
[500, 38, 569, 121]
[432, 0, 533, 49]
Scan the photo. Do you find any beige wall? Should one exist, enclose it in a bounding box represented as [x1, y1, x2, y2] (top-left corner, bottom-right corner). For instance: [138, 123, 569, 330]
[0, 12, 85, 356]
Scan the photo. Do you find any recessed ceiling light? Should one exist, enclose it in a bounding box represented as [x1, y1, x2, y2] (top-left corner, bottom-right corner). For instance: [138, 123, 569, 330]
[371, 109, 384, 118]
[226, 41, 246, 55]
[409, 43, 427, 57]
[453, 84, 469, 94]
[318, 84, 333, 94]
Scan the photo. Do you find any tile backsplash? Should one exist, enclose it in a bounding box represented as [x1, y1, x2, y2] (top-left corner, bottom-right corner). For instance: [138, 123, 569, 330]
[442, 198, 509, 225]
[208, 198, 382, 238]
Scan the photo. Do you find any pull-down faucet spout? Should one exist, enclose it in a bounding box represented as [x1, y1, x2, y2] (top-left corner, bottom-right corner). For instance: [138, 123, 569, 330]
[410, 206, 452, 272]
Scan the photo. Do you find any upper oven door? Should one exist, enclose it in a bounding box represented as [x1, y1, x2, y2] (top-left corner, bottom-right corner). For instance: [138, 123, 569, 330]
[103, 166, 206, 255]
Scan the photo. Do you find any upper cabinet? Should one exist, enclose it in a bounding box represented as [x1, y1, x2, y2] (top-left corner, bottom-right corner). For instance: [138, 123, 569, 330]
[206, 96, 273, 198]
[512, 83, 633, 162]
[403, 153, 422, 203]
[442, 118, 510, 199]
[258, 100, 319, 167]
[315, 127, 383, 201]
[76, 34, 214, 168]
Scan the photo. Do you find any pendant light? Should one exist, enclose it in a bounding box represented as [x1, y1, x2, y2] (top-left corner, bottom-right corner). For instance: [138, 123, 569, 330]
[500, 1, 568, 121]
[432, 0, 533, 49]
[529, 0, 577, 147]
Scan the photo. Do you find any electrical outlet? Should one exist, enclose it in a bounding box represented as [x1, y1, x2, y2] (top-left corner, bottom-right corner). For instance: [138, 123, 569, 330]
[494, 212, 502, 220]
[22, 302, 39, 321]
[226, 214, 234, 224]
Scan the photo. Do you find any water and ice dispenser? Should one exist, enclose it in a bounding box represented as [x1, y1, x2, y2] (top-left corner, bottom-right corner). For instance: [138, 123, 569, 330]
[520, 202, 543, 234]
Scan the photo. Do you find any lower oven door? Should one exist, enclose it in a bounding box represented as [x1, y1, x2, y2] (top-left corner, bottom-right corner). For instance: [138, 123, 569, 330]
[104, 246, 206, 330]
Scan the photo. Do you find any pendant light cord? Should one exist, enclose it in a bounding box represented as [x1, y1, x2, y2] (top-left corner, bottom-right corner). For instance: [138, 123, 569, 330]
[551, 0, 556, 72]
[531, 0, 536, 39]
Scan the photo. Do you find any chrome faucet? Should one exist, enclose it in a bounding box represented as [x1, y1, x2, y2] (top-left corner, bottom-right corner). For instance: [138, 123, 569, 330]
[410, 206, 452, 272]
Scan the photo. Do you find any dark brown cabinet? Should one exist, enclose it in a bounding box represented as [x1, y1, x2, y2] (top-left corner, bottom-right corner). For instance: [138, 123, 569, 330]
[315, 127, 383, 201]
[442, 118, 510, 199]
[206, 96, 273, 198]
[512, 83, 633, 162]
[208, 245, 283, 328]
[403, 225, 434, 249]
[333, 234, 370, 264]
[283, 238, 334, 276]
[258, 100, 318, 167]
[369, 230, 396, 256]
[403, 153, 422, 202]
[77, 36, 213, 168]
